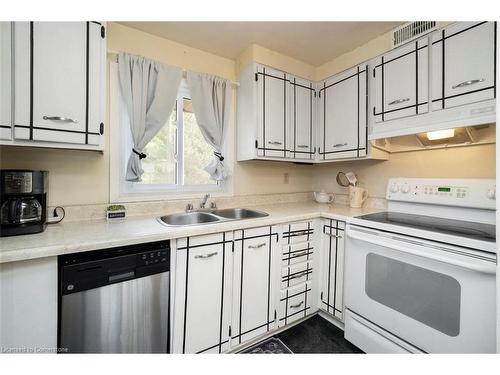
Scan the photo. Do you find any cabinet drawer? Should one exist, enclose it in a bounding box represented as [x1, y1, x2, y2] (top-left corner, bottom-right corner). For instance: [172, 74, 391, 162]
[282, 221, 314, 244]
[281, 261, 313, 289]
[282, 242, 314, 266]
[279, 282, 312, 326]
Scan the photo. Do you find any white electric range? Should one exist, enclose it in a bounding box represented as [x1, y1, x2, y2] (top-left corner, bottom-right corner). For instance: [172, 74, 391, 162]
[344, 178, 496, 354]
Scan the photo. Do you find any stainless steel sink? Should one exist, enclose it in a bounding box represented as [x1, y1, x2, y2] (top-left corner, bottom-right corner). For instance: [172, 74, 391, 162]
[158, 208, 268, 227]
[159, 212, 220, 226]
[211, 208, 269, 220]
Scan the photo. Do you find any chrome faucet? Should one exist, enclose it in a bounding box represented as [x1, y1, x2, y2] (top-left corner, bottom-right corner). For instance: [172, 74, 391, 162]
[200, 194, 210, 209]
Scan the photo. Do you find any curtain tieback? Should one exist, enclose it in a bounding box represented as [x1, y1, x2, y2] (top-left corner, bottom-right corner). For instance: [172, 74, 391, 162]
[132, 148, 147, 159]
[214, 151, 224, 161]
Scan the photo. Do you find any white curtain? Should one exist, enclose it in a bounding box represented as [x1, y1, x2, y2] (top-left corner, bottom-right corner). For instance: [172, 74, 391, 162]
[118, 53, 182, 182]
[187, 71, 231, 181]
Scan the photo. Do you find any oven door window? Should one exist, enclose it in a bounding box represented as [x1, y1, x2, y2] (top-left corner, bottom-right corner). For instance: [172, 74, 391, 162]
[365, 253, 461, 336]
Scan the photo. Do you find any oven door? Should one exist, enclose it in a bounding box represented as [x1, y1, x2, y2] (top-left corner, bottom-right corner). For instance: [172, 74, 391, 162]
[345, 224, 496, 353]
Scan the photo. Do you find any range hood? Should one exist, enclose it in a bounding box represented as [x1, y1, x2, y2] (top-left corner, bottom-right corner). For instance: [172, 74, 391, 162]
[371, 123, 496, 153]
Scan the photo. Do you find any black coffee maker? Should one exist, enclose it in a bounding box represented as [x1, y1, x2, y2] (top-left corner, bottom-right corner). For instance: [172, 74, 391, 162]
[0, 170, 48, 237]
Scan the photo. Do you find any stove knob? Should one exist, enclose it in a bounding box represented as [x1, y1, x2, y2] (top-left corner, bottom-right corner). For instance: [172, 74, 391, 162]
[401, 184, 410, 194]
[487, 188, 496, 200]
[390, 183, 399, 193]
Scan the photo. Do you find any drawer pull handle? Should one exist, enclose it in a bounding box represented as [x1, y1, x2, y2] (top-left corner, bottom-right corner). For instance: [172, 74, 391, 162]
[248, 242, 266, 249]
[452, 78, 485, 89]
[291, 251, 307, 258]
[332, 143, 348, 148]
[289, 230, 309, 237]
[297, 145, 309, 148]
[43, 116, 79, 123]
[387, 98, 410, 106]
[195, 252, 218, 259]
[290, 271, 309, 280]
[290, 301, 304, 309]
[268, 141, 283, 145]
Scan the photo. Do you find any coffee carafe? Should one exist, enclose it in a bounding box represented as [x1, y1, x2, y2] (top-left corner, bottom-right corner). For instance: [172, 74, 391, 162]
[0, 170, 48, 237]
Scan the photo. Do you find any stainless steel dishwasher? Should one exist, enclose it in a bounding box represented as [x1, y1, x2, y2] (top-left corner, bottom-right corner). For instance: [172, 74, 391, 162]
[58, 240, 170, 353]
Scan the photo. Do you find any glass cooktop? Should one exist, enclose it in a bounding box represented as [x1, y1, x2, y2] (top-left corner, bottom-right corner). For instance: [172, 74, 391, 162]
[356, 212, 496, 243]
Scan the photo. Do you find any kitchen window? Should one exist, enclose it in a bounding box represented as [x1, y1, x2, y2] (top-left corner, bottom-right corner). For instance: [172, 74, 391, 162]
[109, 64, 232, 202]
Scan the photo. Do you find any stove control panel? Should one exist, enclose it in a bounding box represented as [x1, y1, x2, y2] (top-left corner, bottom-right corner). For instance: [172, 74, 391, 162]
[386, 178, 496, 209]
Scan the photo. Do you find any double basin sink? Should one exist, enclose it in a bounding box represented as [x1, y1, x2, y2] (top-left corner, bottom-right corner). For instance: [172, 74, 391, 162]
[158, 208, 269, 227]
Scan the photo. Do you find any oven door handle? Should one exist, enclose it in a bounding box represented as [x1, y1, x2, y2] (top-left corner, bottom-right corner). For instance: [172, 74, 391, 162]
[347, 227, 496, 275]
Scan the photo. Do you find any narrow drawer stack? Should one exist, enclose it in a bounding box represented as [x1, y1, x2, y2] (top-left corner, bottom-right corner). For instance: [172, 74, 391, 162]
[278, 221, 314, 327]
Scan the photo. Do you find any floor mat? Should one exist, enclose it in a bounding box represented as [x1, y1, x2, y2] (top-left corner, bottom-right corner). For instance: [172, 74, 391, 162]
[241, 337, 293, 354]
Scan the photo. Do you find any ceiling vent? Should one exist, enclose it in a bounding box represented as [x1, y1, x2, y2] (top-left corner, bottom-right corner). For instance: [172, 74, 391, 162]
[392, 21, 437, 48]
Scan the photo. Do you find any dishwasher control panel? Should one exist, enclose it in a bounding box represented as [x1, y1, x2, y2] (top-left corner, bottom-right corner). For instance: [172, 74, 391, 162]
[139, 249, 169, 267]
[59, 240, 170, 295]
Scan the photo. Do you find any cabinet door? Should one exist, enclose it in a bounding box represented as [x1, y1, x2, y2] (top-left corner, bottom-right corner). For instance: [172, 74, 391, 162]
[231, 226, 278, 346]
[172, 233, 233, 354]
[431, 22, 496, 110]
[13, 22, 105, 146]
[319, 65, 368, 160]
[256, 65, 289, 158]
[373, 38, 429, 123]
[289, 76, 315, 160]
[0, 257, 58, 350]
[0, 22, 12, 140]
[319, 219, 345, 321]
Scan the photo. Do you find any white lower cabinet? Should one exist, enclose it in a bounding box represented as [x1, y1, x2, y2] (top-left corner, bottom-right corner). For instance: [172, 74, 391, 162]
[319, 218, 345, 321]
[0, 257, 58, 350]
[172, 220, 322, 353]
[231, 226, 279, 345]
[278, 220, 317, 327]
[172, 232, 233, 354]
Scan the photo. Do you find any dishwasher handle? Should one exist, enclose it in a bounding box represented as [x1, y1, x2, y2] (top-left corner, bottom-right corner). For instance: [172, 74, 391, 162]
[347, 226, 496, 275]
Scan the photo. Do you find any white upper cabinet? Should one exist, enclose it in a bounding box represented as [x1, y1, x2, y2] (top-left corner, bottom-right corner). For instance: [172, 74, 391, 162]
[256, 65, 289, 158]
[0, 22, 11, 140]
[318, 65, 368, 160]
[237, 62, 317, 163]
[373, 38, 429, 123]
[431, 22, 496, 110]
[288, 76, 315, 160]
[12, 22, 105, 149]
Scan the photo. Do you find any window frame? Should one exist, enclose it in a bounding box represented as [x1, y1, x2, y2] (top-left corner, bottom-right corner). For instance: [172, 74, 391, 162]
[109, 62, 233, 203]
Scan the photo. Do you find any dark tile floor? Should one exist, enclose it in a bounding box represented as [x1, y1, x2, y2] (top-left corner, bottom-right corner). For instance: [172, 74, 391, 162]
[274, 314, 363, 354]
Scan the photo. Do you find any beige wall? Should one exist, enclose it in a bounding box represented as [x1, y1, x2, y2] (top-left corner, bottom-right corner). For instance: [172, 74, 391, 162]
[312, 144, 496, 198]
[236, 44, 316, 79]
[311, 21, 495, 198]
[0, 23, 313, 207]
[0, 22, 495, 208]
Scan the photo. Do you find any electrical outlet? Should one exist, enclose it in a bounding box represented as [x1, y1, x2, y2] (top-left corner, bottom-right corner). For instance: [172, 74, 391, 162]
[283, 173, 289, 184]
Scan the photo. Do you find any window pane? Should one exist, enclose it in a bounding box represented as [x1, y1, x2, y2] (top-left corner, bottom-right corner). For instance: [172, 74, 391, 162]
[183, 98, 217, 185]
[139, 108, 177, 184]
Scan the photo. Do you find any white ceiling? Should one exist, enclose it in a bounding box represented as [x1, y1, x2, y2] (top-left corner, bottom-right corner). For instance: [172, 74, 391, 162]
[118, 22, 403, 66]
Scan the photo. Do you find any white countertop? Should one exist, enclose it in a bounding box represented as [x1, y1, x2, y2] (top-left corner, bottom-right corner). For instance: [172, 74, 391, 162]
[0, 202, 382, 264]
